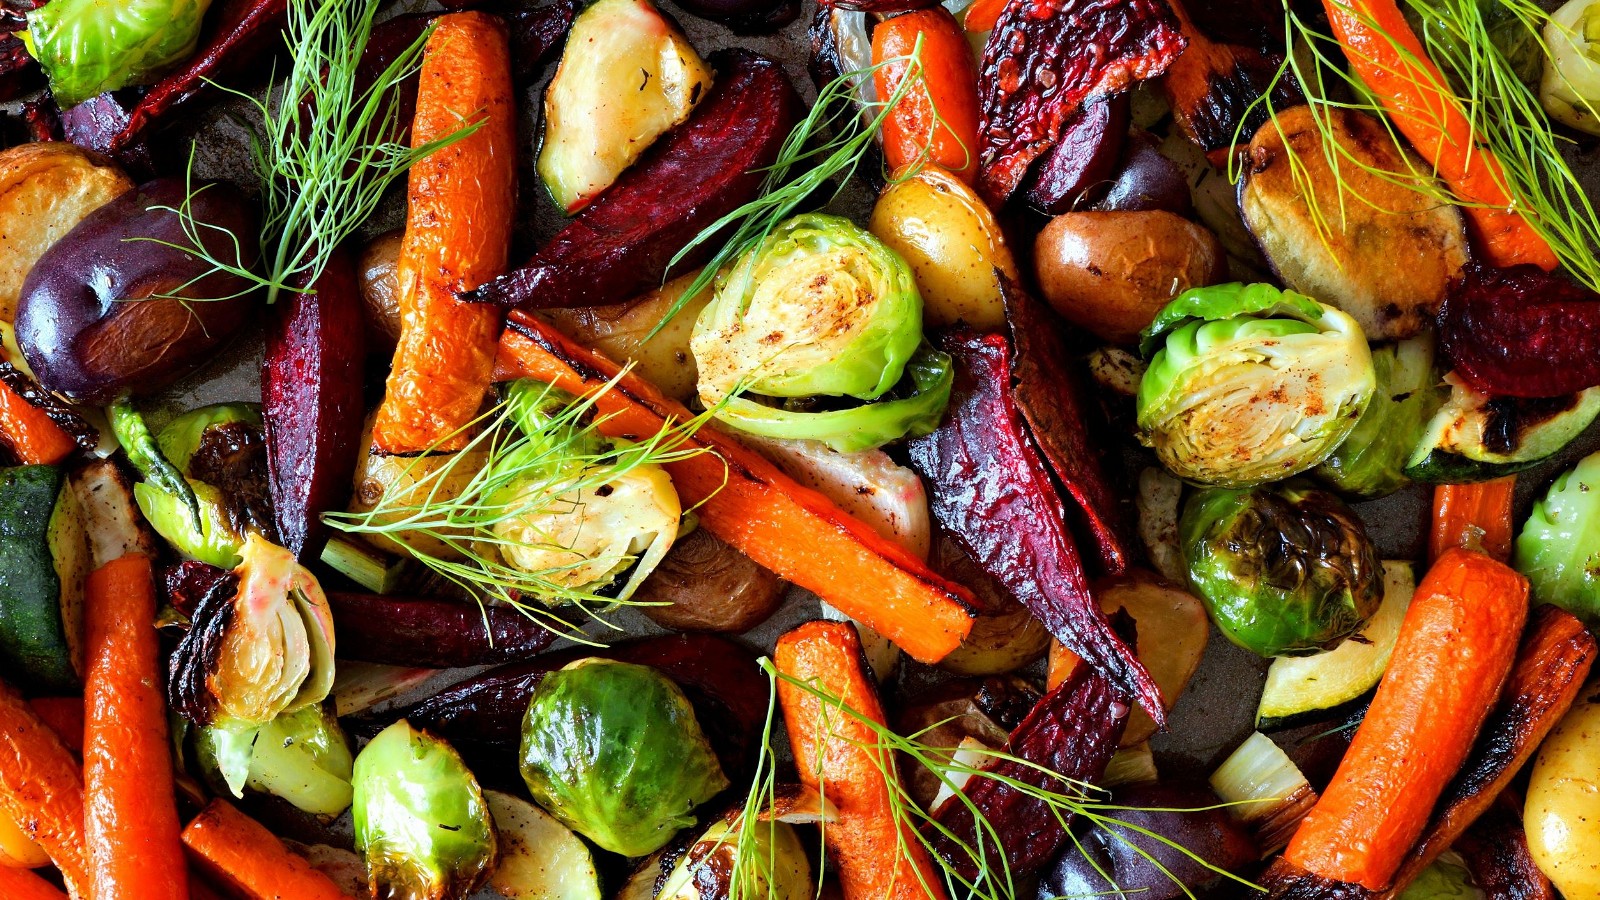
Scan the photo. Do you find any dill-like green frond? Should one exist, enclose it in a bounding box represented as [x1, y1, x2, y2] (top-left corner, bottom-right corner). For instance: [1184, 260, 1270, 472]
[323, 376, 719, 641]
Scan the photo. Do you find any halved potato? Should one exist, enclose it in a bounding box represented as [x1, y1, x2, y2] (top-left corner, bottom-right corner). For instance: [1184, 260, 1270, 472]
[1239, 105, 1470, 340]
[0, 143, 133, 322]
[540, 271, 711, 403]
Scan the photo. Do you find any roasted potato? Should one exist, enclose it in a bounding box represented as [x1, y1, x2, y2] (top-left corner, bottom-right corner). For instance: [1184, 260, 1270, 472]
[894, 676, 1043, 809]
[1239, 105, 1470, 340]
[1525, 684, 1600, 899]
[933, 531, 1050, 676]
[348, 411, 487, 562]
[1034, 210, 1225, 345]
[358, 229, 404, 348]
[0, 143, 133, 323]
[868, 165, 1018, 331]
[541, 271, 712, 403]
[637, 527, 785, 633]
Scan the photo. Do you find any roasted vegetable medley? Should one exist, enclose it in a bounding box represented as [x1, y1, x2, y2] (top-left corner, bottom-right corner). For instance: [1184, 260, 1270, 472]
[0, 0, 1598, 899]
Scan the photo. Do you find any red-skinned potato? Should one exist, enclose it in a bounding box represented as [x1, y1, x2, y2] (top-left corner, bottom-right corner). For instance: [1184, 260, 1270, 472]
[1033, 210, 1224, 345]
[636, 527, 786, 633]
[15, 178, 260, 403]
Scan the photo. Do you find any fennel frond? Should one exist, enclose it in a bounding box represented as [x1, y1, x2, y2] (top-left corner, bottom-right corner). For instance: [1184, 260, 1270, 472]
[323, 376, 719, 640]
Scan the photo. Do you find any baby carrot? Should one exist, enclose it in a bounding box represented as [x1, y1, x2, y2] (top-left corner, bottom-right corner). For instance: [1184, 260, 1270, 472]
[873, 9, 982, 182]
[1430, 477, 1516, 563]
[0, 683, 88, 898]
[0, 866, 67, 900]
[181, 800, 354, 900]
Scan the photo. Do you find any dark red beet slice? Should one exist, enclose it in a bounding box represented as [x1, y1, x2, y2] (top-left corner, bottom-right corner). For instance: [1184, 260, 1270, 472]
[262, 247, 366, 562]
[975, 0, 1184, 206]
[1025, 95, 1128, 215]
[907, 328, 1162, 722]
[1438, 263, 1600, 399]
[326, 592, 556, 668]
[463, 49, 803, 309]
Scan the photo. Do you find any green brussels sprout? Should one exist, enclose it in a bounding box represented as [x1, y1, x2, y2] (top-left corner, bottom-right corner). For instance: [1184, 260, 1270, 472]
[1315, 336, 1445, 499]
[353, 720, 497, 900]
[520, 659, 729, 856]
[1515, 450, 1600, 628]
[132, 404, 266, 568]
[503, 380, 607, 459]
[1137, 283, 1376, 488]
[714, 344, 954, 453]
[23, 0, 215, 107]
[1181, 481, 1382, 657]
[195, 704, 354, 818]
[658, 819, 814, 900]
[692, 213, 922, 405]
[157, 403, 263, 473]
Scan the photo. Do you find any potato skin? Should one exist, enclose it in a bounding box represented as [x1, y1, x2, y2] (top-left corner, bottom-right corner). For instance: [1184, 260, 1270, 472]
[1240, 105, 1470, 340]
[540, 271, 711, 404]
[0, 143, 133, 322]
[868, 165, 1018, 331]
[1525, 688, 1600, 898]
[636, 527, 785, 633]
[1033, 210, 1225, 345]
[358, 230, 405, 349]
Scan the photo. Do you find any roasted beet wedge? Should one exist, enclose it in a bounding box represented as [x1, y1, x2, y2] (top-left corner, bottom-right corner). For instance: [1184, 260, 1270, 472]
[927, 665, 1128, 879]
[262, 247, 365, 561]
[975, 0, 1184, 205]
[326, 592, 556, 668]
[1438, 263, 1600, 399]
[1158, 0, 1301, 163]
[463, 49, 802, 309]
[908, 326, 1160, 721]
[1025, 95, 1128, 215]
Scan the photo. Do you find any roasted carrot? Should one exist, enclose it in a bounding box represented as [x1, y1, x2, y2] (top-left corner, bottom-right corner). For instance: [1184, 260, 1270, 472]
[82, 553, 186, 900]
[0, 866, 68, 900]
[1322, 0, 1557, 270]
[1045, 640, 1083, 691]
[371, 12, 516, 454]
[873, 9, 982, 182]
[1281, 548, 1528, 891]
[774, 622, 948, 900]
[494, 313, 977, 663]
[961, 0, 1007, 33]
[25, 699, 82, 755]
[1430, 476, 1516, 563]
[0, 382, 76, 466]
[181, 800, 354, 900]
[0, 683, 88, 898]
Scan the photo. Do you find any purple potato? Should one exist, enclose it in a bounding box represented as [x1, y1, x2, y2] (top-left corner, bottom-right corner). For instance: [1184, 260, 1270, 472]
[1097, 131, 1193, 215]
[15, 178, 260, 403]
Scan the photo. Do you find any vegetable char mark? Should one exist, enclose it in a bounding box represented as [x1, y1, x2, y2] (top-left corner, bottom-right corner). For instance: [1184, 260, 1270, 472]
[974, 0, 1185, 205]
[908, 328, 1162, 721]
[1158, 0, 1301, 161]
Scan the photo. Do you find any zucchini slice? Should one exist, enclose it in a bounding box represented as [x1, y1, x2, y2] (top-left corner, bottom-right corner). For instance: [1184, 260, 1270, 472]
[0, 465, 89, 691]
[1405, 376, 1600, 484]
[1256, 560, 1415, 729]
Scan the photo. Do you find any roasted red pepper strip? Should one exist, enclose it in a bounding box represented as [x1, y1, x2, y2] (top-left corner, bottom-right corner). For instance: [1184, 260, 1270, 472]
[908, 328, 1162, 721]
[927, 665, 1128, 879]
[1438, 263, 1600, 399]
[974, 0, 1184, 205]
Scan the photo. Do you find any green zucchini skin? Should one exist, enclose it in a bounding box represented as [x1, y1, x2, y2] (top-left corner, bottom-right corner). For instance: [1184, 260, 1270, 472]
[0, 465, 75, 691]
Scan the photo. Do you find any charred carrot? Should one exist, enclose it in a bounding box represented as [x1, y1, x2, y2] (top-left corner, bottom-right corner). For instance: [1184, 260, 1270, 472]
[494, 313, 977, 663]
[1322, 0, 1557, 270]
[0, 866, 67, 900]
[82, 553, 186, 900]
[181, 800, 354, 900]
[1045, 641, 1083, 691]
[873, 9, 981, 182]
[25, 699, 82, 755]
[372, 12, 516, 454]
[961, 0, 1007, 33]
[0, 683, 88, 898]
[0, 382, 76, 466]
[774, 622, 948, 900]
[1430, 477, 1516, 563]
[1280, 548, 1528, 891]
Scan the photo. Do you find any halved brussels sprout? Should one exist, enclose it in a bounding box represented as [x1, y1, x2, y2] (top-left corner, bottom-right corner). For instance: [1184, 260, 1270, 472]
[157, 403, 264, 472]
[1137, 283, 1376, 488]
[1315, 336, 1444, 499]
[134, 403, 269, 568]
[658, 819, 813, 900]
[693, 213, 922, 406]
[23, 0, 214, 107]
[168, 533, 337, 727]
[195, 703, 354, 818]
[353, 720, 497, 900]
[1515, 451, 1600, 628]
[520, 659, 729, 857]
[135, 479, 243, 569]
[1180, 481, 1382, 657]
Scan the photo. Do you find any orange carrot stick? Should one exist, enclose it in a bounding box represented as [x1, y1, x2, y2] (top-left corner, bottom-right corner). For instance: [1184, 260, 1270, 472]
[25, 699, 82, 755]
[0, 683, 88, 898]
[181, 800, 354, 900]
[82, 553, 186, 900]
[961, 0, 1007, 33]
[775, 621, 948, 900]
[494, 313, 976, 663]
[873, 9, 981, 182]
[0, 383, 75, 466]
[1431, 476, 1516, 563]
[1282, 548, 1528, 891]
[0, 865, 68, 900]
[1323, 0, 1557, 270]
[372, 11, 516, 454]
